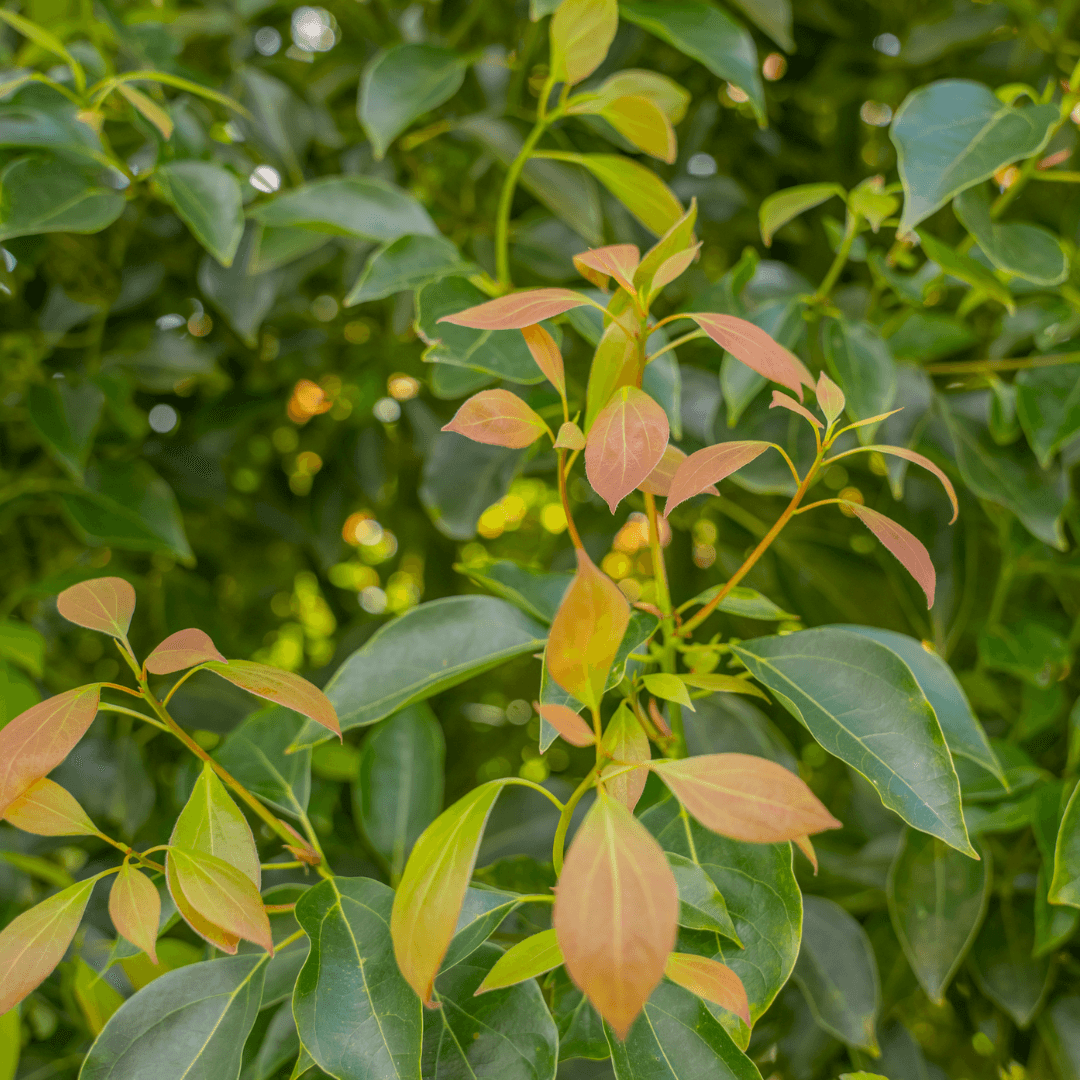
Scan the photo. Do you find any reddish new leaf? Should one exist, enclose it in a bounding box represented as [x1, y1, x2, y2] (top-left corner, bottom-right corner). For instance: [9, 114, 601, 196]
[663, 953, 750, 1025]
[56, 577, 136, 639]
[555, 421, 586, 450]
[166, 855, 238, 954]
[521, 323, 566, 397]
[573, 244, 641, 293]
[663, 441, 771, 517]
[144, 628, 227, 675]
[770, 390, 822, 430]
[442, 389, 550, 449]
[585, 386, 670, 513]
[816, 371, 845, 425]
[650, 242, 701, 294]
[437, 288, 589, 330]
[647, 697, 672, 737]
[650, 753, 841, 842]
[109, 862, 161, 964]
[0, 877, 97, 1014]
[204, 660, 340, 737]
[600, 704, 650, 811]
[638, 445, 717, 498]
[4, 778, 96, 836]
[0, 685, 100, 817]
[545, 548, 630, 711]
[536, 703, 595, 747]
[857, 446, 958, 523]
[687, 313, 814, 399]
[848, 503, 936, 608]
[554, 793, 678, 1040]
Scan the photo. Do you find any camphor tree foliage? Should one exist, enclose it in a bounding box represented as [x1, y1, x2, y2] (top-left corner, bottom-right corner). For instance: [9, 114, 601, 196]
[4, 0, 1080, 1077]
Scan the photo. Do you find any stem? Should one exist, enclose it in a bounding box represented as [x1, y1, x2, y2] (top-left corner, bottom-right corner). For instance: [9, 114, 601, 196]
[500, 777, 566, 812]
[815, 212, 860, 299]
[552, 771, 596, 875]
[642, 493, 671, 616]
[262, 861, 306, 870]
[645, 329, 707, 363]
[924, 352, 1079, 375]
[1030, 170, 1080, 182]
[557, 449, 584, 549]
[265, 902, 297, 913]
[96, 834, 166, 873]
[273, 927, 307, 952]
[161, 663, 209, 706]
[98, 703, 170, 732]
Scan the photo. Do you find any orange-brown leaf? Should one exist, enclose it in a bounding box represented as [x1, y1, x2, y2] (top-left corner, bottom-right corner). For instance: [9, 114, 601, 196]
[770, 389, 823, 429]
[858, 445, 958, 523]
[663, 441, 771, 516]
[650, 753, 842, 842]
[573, 243, 641, 292]
[521, 323, 566, 397]
[144, 628, 227, 675]
[0, 685, 100, 817]
[204, 660, 339, 737]
[56, 577, 136, 639]
[437, 288, 589, 330]
[536, 703, 595, 747]
[3, 778, 96, 836]
[109, 862, 161, 964]
[554, 793, 678, 1040]
[848, 503, 936, 608]
[663, 953, 750, 1025]
[441, 389, 550, 449]
[638, 444, 717, 498]
[600, 704, 650, 811]
[545, 549, 630, 711]
[585, 386, 669, 513]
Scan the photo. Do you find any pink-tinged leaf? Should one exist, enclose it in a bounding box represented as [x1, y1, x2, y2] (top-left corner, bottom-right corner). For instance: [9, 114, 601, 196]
[650, 753, 842, 843]
[204, 660, 339, 737]
[437, 288, 589, 330]
[546, 548, 630, 711]
[663, 441, 771, 517]
[816, 371, 845, 425]
[663, 953, 750, 1025]
[600, 705, 650, 811]
[650, 242, 701, 294]
[144, 628, 227, 675]
[165, 856, 238, 954]
[573, 244, 641, 293]
[848, 503, 936, 608]
[585, 386, 670, 513]
[794, 835, 818, 873]
[536, 703, 595, 747]
[554, 793, 678, 1040]
[0, 685, 100, 817]
[56, 577, 136, 639]
[109, 862, 161, 964]
[521, 323, 566, 397]
[555, 421, 586, 450]
[3, 778, 96, 836]
[770, 390, 822, 430]
[638, 445, 717, 498]
[441, 389, 550, 449]
[687, 313, 814, 399]
[0, 877, 97, 1014]
[857, 446, 958, 523]
[168, 848, 274, 953]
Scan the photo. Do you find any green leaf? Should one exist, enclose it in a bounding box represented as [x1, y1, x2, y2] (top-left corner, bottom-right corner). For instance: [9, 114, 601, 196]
[461, 560, 571, 624]
[476, 929, 562, 993]
[731, 628, 975, 857]
[26, 378, 104, 481]
[155, 161, 244, 268]
[291, 596, 545, 748]
[606, 981, 760, 1080]
[1038, 996, 1080, 1079]
[887, 829, 990, 1003]
[0, 661, 41, 727]
[759, 183, 844, 246]
[726, 0, 793, 51]
[667, 852, 741, 944]
[0, 1005, 18, 1080]
[829, 625, 1002, 783]
[73, 955, 125, 1035]
[81, 954, 267, 1080]
[354, 702, 444, 878]
[1016, 365, 1080, 468]
[245, 1002, 298, 1080]
[345, 234, 476, 307]
[424, 942, 559, 1080]
[359, 45, 466, 159]
[643, 673, 694, 710]
[0, 155, 124, 241]
[886, 311, 977, 362]
[551, 967, 608, 1061]
[442, 887, 521, 971]
[0, 103, 107, 164]
[1035, 867, 1078, 958]
[293, 877, 422, 1080]
[620, 1, 765, 125]
[1051, 780, 1080, 908]
[821, 318, 897, 443]
[0, 620, 44, 678]
[687, 584, 797, 622]
[197, 240, 279, 348]
[916, 229, 1015, 313]
[890, 79, 1058, 235]
[242, 883, 309, 1008]
[214, 705, 310, 820]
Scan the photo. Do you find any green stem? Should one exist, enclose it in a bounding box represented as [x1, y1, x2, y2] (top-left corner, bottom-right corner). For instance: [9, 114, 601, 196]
[644, 329, 707, 363]
[925, 351, 1080, 376]
[98, 702, 170, 732]
[500, 777, 566, 811]
[815, 212, 861, 299]
[552, 772, 596, 875]
[1030, 170, 1080, 183]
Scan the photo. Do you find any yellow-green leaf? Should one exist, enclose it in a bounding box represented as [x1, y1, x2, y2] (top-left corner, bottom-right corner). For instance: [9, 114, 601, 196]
[3, 778, 97, 836]
[475, 929, 564, 994]
[550, 0, 618, 85]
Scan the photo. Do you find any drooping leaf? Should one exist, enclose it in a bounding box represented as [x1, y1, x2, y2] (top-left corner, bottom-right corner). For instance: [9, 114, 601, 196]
[109, 862, 162, 965]
[26, 378, 104, 482]
[155, 161, 244, 267]
[560, 152, 685, 236]
[204, 660, 339, 737]
[688, 313, 813, 398]
[663, 441, 771, 516]
[521, 323, 566, 397]
[848, 445, 958, 522]
[57, 577, 135, 639]
[550, 0, 618, 85]
[1051, 780, 1080, 908]
[759, 183, 845, 246]
[293, 877, 423, 1080]
[144, 628, 226, 675]
[667, 852, 740, 943]
[585, 386, 670, 512]
[344, 233, 476, 307]
[573, 243, 641, 292]
[536, 704, 595, 747]
[442, 389, 550, 448]
[847, 503, 936, 608]
[3, 777, 96, 836]
[663, 953, 750, 1025]
[600, 703, 651, 811]
[821, 319, 897, 443]
[439, 288, 589, 330]
[770, 389, 822, 430]
[475, 929, 563, 994]
[1016, 365, 1080, 468]
[731, 628, 975, 856]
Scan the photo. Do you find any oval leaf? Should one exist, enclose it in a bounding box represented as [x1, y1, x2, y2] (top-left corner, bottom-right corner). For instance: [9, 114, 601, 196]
[555, 421, 586, 450]
[585, 386, 670, 513]
[554, 793, 678, 1040]
[165, 855, 238, 955]
[601, 95, 676, 163]
[664, 441, 771, 516]
[573, 243, 641, 292]
[475, 929, 563, 995]
[600, 703, 651, 811]
[437, 288, 589, 330]
[521, 323, 566, 396]
[56, 577, 135, 639]
[639, 444, 716, 498]
[663, 953, 750, 1025]
[759, 182, 845, 246]
[3, 777, 96, 836]
[551, 0, 618, 84]
[536, 703, 595, 747]
[144, 628, 227, 675]
[204, 659, 339, 737]
[441, 389, 549, 449]
[816, 370, 846, 425]
[109, 862, 162, 965]
[848, 502, 936, 608]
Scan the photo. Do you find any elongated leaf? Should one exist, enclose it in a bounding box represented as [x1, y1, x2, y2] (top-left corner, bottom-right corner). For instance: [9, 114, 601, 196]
[847, 503, 936, 608]
[667, 852, 740, 943]
[640, 445, 715, 498]
[760, 183, 845, 245]
[0, 155, 124, 241]
[554, 793, 678, 1039]
[462, 560, 570, 624]
[145, 629, 226, 675]
[165, 858, 237, 954]
[3, 777, 96, 836]
[600, 704, 651, 811]
[821, 319, 897, 443]
[917, 228, 1015, 312]
[770, 390, 822, 429]
[0, 684, 101, 816]
[564, 153, 684, 236]
[643, 673, 694, 710]
[732, 628, 975, 856]
[439, 288, 588, 330]
[551, 0, 618, 84]
[848, 445, 958, 522]
[476, 929, 563, 994]
[688, 584, 796, 622]
[601, 95, 677, 162]
[969, 899, 1052, 1027]
[81, 953, 266, 1080]
[293, 877, 422, 1080]
[1016, 365, 1080, 469]
[204, 660, 338, 737]
[27, 378, 104, 482]
[585, 386, 670, 512]
[887, 829, 989, 1003]
[585, 69, 692, 123]
[109, 862, 161, 965]
[0, 877, 97, 1014]
[57, 577, 135, 639]
[156, 161, 244, 267]
[664, 953, 749, 1025]
[344, 233, 475, 307]
[664, 441, 770, 516]
[116, 83, 172, 138]
[1051, 780, 1080, 907]
[537, 704, 595, 747]
[443, 887, 522, 971]
[442, 389, 550, 448]
[521, 323, 566, 397]
[689, 313, 813, 398]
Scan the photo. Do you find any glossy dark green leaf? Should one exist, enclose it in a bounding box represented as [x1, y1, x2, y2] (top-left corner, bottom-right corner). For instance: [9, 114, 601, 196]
[1035, 868, 1078, 958]
[551, 967, 608, 1062]
[1016, 366, 1080, 468]
[442, 887, 520, 971]
[886, 829, 990, 1003]
[1051, 780, 1080, 908]
[0, 155, 124, 241]
[977, 619, 1070, 688]
[81, 954, 267, 1080]
[293, 877, 423, 1080]
[214, 706, 310, 819]
[688, 585, 796, 623]
[354, 702, 445, 878]
[890, 79, 1057, 234]
[292, 596, 546, 748]
[821, 318, 897, 443]
[156, 161, 244, 268]
[244, 1002, 298, 1080]
[667, 852, 740, 944]
[462, 560, 571, 624]
[1039, 996, 1080, 1079]
[886, 312, 977, 362]
[242, 884, 309, 1009]
[606, 981, 760, 1080]
[345, 234, 476, 307]
[0, 102, 108, 163]
[732, 628, 975, 856]
[197, 237, 280, 348]
[359, 45, 466, 159]
[26, 378, 104, 482]
[423, 942, 558, 1080]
